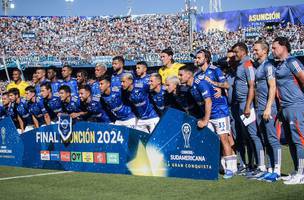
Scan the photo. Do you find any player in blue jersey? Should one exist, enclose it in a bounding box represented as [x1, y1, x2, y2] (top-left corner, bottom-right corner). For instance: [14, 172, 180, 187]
[8, 88, 34, 133]
[76, 69, 88, 88]
[179, 65, 237, 178]
[35, 68, 49, 97]
[134, 61, 150, 92]
[47, 66, 62, 97]
[111, 56, 133, 92]
[0, 92, 10, 120]
[232, 42, 266, 174]
[89, 63, 107, 102]
[61, 65, 78, 97]
[251, 40, 282, 182]
[25, 86, 50, 127]
[58, 85, 81, 116]
[99, 75, 136, 128]
[73, 85, 110, 123]
[272, 37, 304, 184]
[40, 82, 62, 123]
[149, 73, 167, 116]
[121, 73, 159, 133]
[192, 49, 237, 175]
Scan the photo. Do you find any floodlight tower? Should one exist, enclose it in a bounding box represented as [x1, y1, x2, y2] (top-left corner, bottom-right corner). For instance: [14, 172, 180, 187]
[2, 0, 15, 16]
[65, 0, 74, 16]
[127, 0, 132, 16]
[209, 0, 222, 13]
[185, 0, 198, 51]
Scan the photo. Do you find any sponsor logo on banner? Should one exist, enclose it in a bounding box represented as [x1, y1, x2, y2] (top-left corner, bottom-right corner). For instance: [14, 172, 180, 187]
[60, 151, 71, 162]
[71, 152, 82, 162]
[50, 151, 60, 161]
[40, 151, 50, 161]
[94, 152, 106, 163]
[1, 127, 6, 145]
[58, 114, 72, 142]
[82, 152, 94, 163]
[181, 123, 191, 148]
[106, 153, 119, 164]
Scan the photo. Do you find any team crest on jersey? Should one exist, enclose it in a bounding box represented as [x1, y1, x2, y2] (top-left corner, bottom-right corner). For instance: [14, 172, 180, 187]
[58, 114, 72, 142]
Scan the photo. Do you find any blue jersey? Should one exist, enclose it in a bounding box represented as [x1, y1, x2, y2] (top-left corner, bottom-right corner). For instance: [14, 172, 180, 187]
[275, 57, 304, 108]
[61, 78, 78, 97]
[35, 79, 49, 97]
[101, 89, 135, 121]
[28, 98, 46, 125]
[80, 99, 110, 123]
[194, 65, 230, 119]
[61, 96, 81, 114]
[255, 59, 277, 112]
[50, 80, 62, 97]
[234, 56, 256, 102]
[191, 78, 229, 119]
[134, 74, 150, 93]
[15, 98, 34, 126]
[41, 96, 62, 121]
[7, 103, 19, 127]
[151, 86, 166, 115]
[90, 81, 101, 101]
[127, 85, 158, 120]
[0, 105, 7, 119]
[111, 70, 133, 92]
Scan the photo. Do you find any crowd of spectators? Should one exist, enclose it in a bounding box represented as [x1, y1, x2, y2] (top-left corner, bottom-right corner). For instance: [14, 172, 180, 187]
[193, 23, 304, 59]
[0, 14, 304, 64]
[0, 14, 189, 61]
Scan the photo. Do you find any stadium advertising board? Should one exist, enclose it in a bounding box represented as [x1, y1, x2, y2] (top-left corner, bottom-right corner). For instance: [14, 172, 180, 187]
[240, 6, 290, 27]
[0, 108, 220, 180]
[196, 5, 303, 32]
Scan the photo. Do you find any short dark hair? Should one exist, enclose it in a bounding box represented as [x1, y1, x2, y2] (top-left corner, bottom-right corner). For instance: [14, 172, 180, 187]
[232, 42, 248, 54]
[8, 88, 20, 97]
[179, 65, 194, 74]
[47, 65, 57, 72]
[136, 61, 148, 68]
[40, 82, 52, 91]
[161, 48, 174, 56]
[2, 92, 8, 96]
[62, 64, 73, 71]
[99, 75, 111, 83]
[36, 67, 46, 73]
[12, 68, 21, 74]
[77, 69, 88, 79]
[112, 56, 125, 65]
[78, 84, 91, 93]
[59, 85, 71, 94]
[25, 86, 36, 94]
[273, 37, 291, 53]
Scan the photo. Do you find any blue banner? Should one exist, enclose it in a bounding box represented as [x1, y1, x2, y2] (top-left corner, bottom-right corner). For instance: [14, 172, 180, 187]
[196, 10, 240, 32]
[0, 108, 220, 180]
[240, 6, 291, 27]
[290, 5, 304, 24]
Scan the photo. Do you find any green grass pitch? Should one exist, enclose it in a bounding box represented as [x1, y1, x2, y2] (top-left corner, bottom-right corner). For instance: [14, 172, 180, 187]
[0, 146, 303, 200]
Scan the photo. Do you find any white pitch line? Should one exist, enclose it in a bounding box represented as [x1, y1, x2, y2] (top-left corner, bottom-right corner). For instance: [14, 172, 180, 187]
[0, 171, 73, 181]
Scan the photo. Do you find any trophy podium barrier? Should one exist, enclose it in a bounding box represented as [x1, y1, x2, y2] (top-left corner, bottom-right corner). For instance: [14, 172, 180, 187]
[0, 108, 220, 180]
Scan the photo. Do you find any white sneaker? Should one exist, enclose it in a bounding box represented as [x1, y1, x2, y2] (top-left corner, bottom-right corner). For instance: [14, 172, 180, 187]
[280, 171, 297, 181]
[283, 174, 304, 185]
